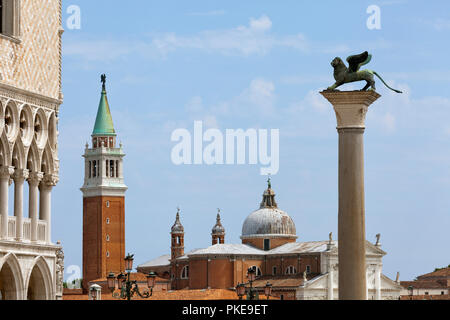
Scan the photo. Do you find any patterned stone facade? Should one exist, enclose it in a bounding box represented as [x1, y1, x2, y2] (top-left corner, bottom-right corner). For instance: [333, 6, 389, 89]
[0, 0, 63, 101]
[0, 0, 64, 300]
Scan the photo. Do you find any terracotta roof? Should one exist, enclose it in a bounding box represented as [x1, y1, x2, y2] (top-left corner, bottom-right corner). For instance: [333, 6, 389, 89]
[400, 280, 448, 289]
[400, 294, 450, 300]
[417, 267, 450, 279]
[63, 289, 278, 300]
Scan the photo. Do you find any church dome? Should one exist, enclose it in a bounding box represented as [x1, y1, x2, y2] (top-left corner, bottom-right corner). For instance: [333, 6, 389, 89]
[241, 179, 296, 239]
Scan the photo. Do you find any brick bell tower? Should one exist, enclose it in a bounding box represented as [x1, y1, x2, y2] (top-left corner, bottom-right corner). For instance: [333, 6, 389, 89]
[81, 75, 127, 292]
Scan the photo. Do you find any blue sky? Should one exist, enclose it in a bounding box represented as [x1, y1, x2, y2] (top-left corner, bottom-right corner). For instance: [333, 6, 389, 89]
[57, 0, 450, 281]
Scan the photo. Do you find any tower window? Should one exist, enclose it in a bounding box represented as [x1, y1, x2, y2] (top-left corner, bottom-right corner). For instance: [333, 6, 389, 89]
[110, 160, 114, 178]
[93, 160, 97, 177]
[106, 218, 110, 224]
[88, 161, 92, 178]
[272, 266, 277, 275]
[116, 160, 119, 178]
[106, 201, 110, 208]
[181, 266, 189, 279]
[106, 251, 110, 258]
[306, 265, 311, 274]
[106, 235, 110, 241]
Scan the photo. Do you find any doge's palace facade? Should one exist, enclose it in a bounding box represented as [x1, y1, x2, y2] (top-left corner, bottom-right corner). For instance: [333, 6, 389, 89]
[0, 0, 64, 300]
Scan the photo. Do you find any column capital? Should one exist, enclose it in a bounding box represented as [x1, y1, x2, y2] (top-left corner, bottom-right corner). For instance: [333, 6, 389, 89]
[41, 174, 59, 189]
[12, 169, 29, 182]
[320, 90, 381, 129]
[0, 166, 15, 179]
[28, 172, 44, 186]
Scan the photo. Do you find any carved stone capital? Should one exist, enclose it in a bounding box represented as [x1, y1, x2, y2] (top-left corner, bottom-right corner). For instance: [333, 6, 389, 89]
[28, 171, 44, 186]
[0, 166, 15, 179]
[320, 90, 381, 129]
[12, 169, 29, 183]
[42, 173, 59, 188]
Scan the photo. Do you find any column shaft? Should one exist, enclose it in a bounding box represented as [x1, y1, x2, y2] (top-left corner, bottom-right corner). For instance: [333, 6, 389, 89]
[0, 174, 10, 240]
[28, 172, 43, 242]
[39, 184, 53, 244]
[338, 128, 366, 299]
[13, 170, 28, 241]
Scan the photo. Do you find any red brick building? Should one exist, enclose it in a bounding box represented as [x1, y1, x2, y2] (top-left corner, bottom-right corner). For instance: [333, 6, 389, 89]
[138, 180, 402, 300]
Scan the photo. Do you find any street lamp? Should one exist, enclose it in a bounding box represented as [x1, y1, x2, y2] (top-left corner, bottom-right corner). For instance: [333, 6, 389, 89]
[235, 267, 261, 300]
[264, 282, 272, 300]
[107, 253, 156, 300]
[236, 283, 246, 300]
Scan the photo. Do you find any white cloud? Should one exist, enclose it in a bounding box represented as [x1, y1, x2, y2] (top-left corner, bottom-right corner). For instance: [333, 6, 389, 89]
[64, 15, 350, 62]
[382, 112, 396, 133]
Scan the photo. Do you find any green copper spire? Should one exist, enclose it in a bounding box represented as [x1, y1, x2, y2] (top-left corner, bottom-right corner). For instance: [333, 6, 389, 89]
[92, 74, 116, 136]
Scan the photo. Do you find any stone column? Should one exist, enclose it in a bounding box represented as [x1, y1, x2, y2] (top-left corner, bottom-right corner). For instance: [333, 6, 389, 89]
[28, 172, 43, 242]
[39, 174, 58, 244]
[375, 265, 382, 300]
[0, 166, 14, 240]
[320, 90, 380, 300]
[13, 169, 29, 241]
[327, 263, 334, 300]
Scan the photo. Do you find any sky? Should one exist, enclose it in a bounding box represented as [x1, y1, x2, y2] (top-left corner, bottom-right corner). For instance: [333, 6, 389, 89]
[57, 0, 450, 282]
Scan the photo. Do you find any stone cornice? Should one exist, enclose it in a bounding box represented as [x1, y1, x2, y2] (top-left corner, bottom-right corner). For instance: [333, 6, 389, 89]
[0, 83, 63, 111]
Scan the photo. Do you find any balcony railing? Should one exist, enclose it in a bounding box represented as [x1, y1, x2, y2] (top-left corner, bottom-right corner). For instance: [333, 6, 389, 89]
[0, 216, 48, 243]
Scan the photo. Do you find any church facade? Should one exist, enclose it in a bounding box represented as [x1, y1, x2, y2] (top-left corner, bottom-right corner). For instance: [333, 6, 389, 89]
[0, 0, 64, 300]
[138, 182, 402, 300]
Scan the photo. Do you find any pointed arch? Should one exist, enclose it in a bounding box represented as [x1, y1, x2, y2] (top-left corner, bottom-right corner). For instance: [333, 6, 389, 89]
[12, 138, 26, 169]
[0, 252, 25, 300]
[25, 256, 53, 300]
[26, 141, 40, 173]
[0, 131, 12, 166]
[40, 144, 55, 175]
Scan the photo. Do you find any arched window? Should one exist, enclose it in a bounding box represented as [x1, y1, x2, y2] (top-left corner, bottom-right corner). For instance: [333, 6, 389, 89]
[109, 160, 114, 178]
[181, 266, 189, 279]
[285, 266, 297, 275]
[249, 266, 262, 277]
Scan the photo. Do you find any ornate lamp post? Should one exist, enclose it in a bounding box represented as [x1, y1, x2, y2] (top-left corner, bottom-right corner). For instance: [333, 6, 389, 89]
[236, 283, 246, 300]
[107, 253, 157, 300]
[264, 282, 273, 300]
[235, 267, 260, 300]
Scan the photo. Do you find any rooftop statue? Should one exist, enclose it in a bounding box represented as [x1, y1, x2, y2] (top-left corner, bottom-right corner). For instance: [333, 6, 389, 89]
[326, 51, 402, 93]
